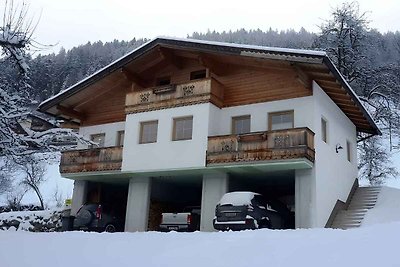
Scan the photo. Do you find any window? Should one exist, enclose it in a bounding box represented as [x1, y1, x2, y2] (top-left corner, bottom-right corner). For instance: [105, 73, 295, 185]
[190, 69, 206, 80]
[321, 117, 328, 143]
[347, 140, 351, 162]
[140, 121, 158, 144]
[173, 116, 193, 141]
[90, 133, 105, 148]
[117, 130, 125, 146]
[156, 76, 171, 86]
[268, 111, 294, 131]
[232, 115, 251, 134]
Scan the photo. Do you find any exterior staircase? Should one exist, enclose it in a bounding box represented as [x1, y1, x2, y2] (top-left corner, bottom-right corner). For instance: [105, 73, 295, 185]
[331, 186, 381, 229]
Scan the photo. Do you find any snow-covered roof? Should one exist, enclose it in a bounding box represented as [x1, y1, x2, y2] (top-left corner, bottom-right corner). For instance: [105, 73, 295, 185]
[38, 37, 327, 111]
[38, 36, 380, 135]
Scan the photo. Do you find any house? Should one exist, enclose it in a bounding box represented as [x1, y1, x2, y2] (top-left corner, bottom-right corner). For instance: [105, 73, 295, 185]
[38, 37, 380, 232]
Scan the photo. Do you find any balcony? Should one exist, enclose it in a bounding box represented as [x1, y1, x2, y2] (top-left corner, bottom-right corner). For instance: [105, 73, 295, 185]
[60, 146, 123, 174]
[125, 78, 224, 114]
[206, 127, 315, 166]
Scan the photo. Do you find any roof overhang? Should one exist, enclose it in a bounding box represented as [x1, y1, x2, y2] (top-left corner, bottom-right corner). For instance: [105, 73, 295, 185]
[38, 37, 380, 135]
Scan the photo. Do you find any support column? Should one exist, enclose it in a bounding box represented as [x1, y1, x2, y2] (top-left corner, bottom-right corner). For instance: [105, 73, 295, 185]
[200, 172, 229, 232]
[295, 169, 315, 228]
[70, 180, 88, 216]
[125, 177, 152, 232]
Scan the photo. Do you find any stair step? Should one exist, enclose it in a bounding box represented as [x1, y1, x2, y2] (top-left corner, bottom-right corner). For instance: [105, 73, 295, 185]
[333, 214, 364, 220]
[329, 186, 381, 230]
[332, 222, 361, 227]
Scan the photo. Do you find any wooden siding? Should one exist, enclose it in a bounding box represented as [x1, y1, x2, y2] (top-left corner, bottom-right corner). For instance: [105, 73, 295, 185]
[217, 68, 312, 107]
[44, 43, 376, 134]
[206, 127, 315, 165]
[60, 146, 123, 174]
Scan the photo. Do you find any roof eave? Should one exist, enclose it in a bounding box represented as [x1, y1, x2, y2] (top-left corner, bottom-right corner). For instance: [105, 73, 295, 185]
[322, 57, 381, 136]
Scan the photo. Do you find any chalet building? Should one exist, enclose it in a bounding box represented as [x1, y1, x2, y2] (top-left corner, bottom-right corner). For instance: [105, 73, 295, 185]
[39, 37, 380, 232]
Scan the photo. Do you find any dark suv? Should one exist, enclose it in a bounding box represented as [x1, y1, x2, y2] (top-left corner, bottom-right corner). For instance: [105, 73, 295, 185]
[213, 192, 292, 231]
[73, 203, 123, 233]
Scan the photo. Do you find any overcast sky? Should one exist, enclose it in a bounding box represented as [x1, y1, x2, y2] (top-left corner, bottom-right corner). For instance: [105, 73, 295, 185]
[8, 0, 400, 54]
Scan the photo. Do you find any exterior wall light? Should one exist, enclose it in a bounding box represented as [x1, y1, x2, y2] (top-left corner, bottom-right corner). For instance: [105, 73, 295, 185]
[336, 144, 343, 153]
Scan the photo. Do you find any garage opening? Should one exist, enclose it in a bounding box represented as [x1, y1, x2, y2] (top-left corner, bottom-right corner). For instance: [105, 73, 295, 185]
[228, 170, 295, 229]
[85, 181, 129, 231]
[149, 176, 202, 231]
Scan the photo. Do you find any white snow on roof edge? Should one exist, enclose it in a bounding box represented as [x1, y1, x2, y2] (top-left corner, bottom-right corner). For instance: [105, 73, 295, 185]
[158, 36, 327, 57]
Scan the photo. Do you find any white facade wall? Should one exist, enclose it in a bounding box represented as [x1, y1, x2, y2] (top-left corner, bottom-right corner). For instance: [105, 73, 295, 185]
[73, 82, 359, 229]
[208, 96, 314, 136]
[122, 104, 211, 172]
[77, 121, 125, 148]
[312, 82, 358, 227]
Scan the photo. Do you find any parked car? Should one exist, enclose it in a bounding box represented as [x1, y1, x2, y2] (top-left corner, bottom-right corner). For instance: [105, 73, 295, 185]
[73, 203, 123, 233]
[159, 206, 201, 232]
[213, 192, 292, 231]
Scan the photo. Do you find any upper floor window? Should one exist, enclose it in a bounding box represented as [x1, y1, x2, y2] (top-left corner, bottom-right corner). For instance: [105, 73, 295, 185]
[268, 110, 294, 131]
[156, 76, 171, 86]
[117, 130, 125, 146]
[321, 117, 328, 143]
[232, 115, 251, 134]
[90, 133, 105, 148]
[190, 69, 206, 80]
[347, 140, 352, 162]
[140, 120, 158, 144]
[173, 116, 193, 141]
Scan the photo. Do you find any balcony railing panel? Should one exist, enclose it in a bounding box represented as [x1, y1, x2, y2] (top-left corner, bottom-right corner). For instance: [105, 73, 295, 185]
[60, 146, 123, 173]
[125, 78, 224, 114]
[206, 128, 315, 165]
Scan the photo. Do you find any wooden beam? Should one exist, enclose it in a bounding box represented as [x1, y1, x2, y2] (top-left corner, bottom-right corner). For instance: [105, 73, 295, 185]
[158, 47, 182, 69]
[292, 64, 312, 89]
[316, 79, 342, 88]
[121, 67, 147, 88]
[309, 73, 337, 82]
[198, 55, 230, 76]
[74, 79, 131, 109]
[326, 91, 352, 100]
[57, 105, 86, 121]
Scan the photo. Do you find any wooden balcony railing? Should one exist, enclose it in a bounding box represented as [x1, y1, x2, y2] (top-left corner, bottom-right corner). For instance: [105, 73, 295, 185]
[125, 78, 224, 114]
[206, 127, 315, 165]
[60, 146, 123, 174]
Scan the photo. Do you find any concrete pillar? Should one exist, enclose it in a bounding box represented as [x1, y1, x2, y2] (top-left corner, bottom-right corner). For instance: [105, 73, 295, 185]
[71, 180, 88, 216]
[200, 172, 229, 231]
[125, 177, 152, 232]
[295, 169, 315, 228]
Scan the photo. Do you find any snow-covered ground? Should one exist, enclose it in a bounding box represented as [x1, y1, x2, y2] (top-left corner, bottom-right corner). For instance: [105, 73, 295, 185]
[0, 209, 62, 231]
[0, 185, 399, 267]
[362, 186, 400, 226]
[0, 223, 398, 267]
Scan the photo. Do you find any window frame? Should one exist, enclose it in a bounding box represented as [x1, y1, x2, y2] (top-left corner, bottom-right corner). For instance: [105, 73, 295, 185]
[321, 117, 328, 143]
[346, 140, 352, 162]
[190, 69, 207, 80]
[90, 133, 106, 148]
[116, 130, 125, 147]
[231, 115, 251, 135]
[268, 110, 294, 131]
[139, 120, 159, 144]
[156, 76, 171, 86]
[172, 116, 193, 141]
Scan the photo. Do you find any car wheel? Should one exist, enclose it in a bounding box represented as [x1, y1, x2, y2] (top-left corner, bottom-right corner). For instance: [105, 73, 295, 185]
[104, 224, 117, 233]
[259, 219, 271, 229]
